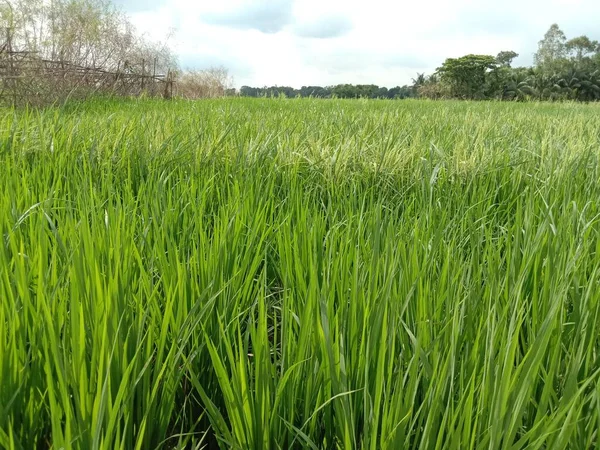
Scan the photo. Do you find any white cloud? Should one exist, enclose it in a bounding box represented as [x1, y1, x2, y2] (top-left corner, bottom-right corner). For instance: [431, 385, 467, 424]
[201, 0, 294, 34]
[292, 16, 353, 39]
[122, 0, 600, 88]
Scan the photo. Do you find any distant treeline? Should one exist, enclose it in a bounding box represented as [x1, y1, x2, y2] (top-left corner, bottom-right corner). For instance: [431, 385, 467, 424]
[239, 84, 416, 99]
[239, 24, 600, 102]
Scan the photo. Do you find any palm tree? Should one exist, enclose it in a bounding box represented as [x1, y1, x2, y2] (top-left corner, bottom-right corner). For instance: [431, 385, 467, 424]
[556, 68, 582, 100]
[411, 73, 427, 89]
[528, 69, 563, 101]
[502, 70, 535, 100]
[576, 69, 600, 101]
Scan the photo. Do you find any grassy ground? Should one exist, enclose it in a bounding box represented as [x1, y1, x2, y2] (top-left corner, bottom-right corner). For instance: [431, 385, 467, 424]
[1, 98, 599, 449]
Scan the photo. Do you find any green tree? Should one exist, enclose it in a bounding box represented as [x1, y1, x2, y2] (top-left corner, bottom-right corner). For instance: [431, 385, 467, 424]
[501, 69, 535, 100]
[411, 73, 427, 89]
[556, 68, 582, 99]
[577, 69, 600, 101]
[436, 54, 497, 99]
[529, 69, 563, 100]
[534, 24, 567, 70]
[388, 85, 415, 99]
[566, 36, 599, 61]
[496, 51, 519, 67]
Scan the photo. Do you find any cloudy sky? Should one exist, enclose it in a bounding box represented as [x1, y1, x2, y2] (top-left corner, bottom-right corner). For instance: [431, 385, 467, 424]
[116, 0, 600, 88]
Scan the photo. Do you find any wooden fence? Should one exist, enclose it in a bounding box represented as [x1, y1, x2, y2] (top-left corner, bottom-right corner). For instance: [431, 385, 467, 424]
[0, 28, 174, 105]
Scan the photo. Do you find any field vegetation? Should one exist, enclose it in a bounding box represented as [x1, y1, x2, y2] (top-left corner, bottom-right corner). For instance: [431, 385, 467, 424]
[1, 98, 600, 449]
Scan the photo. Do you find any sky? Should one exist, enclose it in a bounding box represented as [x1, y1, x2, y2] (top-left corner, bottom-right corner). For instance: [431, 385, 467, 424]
[115, 0, 600, 88]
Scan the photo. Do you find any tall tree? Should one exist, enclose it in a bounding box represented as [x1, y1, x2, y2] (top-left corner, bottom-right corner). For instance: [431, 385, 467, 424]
[534, 24, 567, 70]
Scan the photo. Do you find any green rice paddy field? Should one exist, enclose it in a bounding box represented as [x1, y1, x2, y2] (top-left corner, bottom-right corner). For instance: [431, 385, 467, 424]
[1, 98, 600, 449]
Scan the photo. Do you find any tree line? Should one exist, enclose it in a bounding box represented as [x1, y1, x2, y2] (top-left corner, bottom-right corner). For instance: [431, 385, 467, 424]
[240, 24, 600, 102]
[240, 84, 416, 99]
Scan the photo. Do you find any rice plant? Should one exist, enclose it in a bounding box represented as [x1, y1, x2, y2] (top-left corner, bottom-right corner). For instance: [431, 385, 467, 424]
[1, 98, 599, 449]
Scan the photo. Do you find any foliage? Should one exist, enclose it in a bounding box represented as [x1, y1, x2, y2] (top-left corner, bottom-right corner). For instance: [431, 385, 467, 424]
[417, 24, 600, 103]
[239, 24, 600, 104]
[0, 0, 179, 105]
[175, 66, 233, 99]
[0, 0, 175, 73]
[1, 98, 600, 449]
[496, 51, 519, 67]
[240, 84, 416, 99]
[566, 36, 599, 61]
[534, 23, 568, 70]
[436, 54, 498, 99]
[416, 77, 451, 99]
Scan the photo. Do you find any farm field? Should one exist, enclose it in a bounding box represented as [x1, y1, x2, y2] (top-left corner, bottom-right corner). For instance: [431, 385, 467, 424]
[1, 98, 600, 449]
